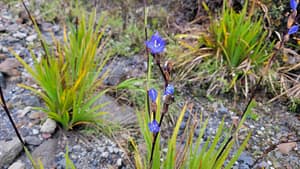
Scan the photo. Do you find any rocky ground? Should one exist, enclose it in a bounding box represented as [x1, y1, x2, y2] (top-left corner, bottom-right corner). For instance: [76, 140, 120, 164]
[0, 1, 299, 169]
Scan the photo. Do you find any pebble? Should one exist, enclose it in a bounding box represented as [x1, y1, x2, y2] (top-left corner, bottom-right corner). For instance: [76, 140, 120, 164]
[52, 25, 60, 33]
[117, 158, 122, 166]
[25, 34, 37, 42]
[218, 103, 228, 114]
[17, 106, 31, 118]
[22, 95, 40, 106]
[32, 129, 39, 135]
[13, 32, 27, 39]
[40, 118, 57, 134]
[108, 146, 113, 153]
[24, 136, 42, 146]
[267, 160, 272, 165]
[101, 151, 109, 158]
[28, 111, 45, 120]
[257, 130, 263, 135]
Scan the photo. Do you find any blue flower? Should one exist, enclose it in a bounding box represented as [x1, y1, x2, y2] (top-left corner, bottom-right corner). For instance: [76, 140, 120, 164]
[290, 0, 298, 10]
[164, 84, 174, 96]
[148, 88, 158, 102]
[148, 120, 160, 133]
[145, 32, 166, 54]
[288, 25, 299, 35]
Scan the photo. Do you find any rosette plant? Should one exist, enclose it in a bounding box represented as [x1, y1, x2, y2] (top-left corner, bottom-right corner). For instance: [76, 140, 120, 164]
[15, 9, 110, 130]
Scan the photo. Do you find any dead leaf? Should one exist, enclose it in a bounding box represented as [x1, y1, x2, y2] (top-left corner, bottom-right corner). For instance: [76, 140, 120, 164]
[277, 142, 297, 154]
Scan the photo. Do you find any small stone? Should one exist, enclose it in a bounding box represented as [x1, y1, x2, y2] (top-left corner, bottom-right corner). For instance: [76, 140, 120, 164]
[257, 130, 263, 135]
[25, 136, 42, 146]
[218, 103, 228, 114]
[17, 106, 32, 118]
[267, 160, 272, 165]
[117, 158, 122, 166]
[23, 95, 40, 106]
[72, 145, 81, 152]
[26, 34, 37, 42]
[0, 137, 23, 166]
[28, 111, 45, 120]
[40, 118, 57, 134]
[52, 25, 60, 33]
[32, 129, 39, 135]
[0, 45, 8, 53]
[0, 58, 21, 77]
[194, 128, 200, 137]
[183, 110, 190, 120]
[0, 26, 6, 33]
[101, 152, 109, 158]
[113, 147, 119, 154]
[8, 160, 25, 169]
[180, 121, 186, 130]
[13, 32, 27, 39]
[238, 152, 254, 165]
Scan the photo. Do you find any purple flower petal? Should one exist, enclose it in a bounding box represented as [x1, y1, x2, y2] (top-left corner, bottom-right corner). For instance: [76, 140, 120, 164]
[145, 32, 166, 54]
[290, 0, 298, 10]
[148, 120, 160, 133]
[288, 25, 299, 35]
[164, 84, 174, 96]
[148, 88, 158, 102]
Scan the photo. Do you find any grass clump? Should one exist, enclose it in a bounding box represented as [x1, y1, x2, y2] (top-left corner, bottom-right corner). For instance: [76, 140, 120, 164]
[171, 1, 274, 96]
[15, 10, 111, 130]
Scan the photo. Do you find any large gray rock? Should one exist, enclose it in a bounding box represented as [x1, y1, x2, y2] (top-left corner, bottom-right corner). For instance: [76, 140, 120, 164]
[0, 137, 23, 167]
[32, 138, 57, 168]
[97, 94, 136, 127]
[8, 160, 25, 169]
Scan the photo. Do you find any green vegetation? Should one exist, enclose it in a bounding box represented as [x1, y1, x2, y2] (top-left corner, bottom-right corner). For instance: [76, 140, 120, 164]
[134, 100, 253, 169]
[210, 1, 271, 68]
[15, 11, 111, 130]
[171, 1, 274, 96]
[4, 0, 299, 168]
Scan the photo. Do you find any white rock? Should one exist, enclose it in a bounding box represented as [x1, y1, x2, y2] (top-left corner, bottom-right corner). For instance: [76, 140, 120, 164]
[26, 34, 37, 42]
[40, 118, 57, 134]
[249, 125, 255, 129]
[32, 129, 39, 135]
[117, 158, 122, 166]
[8, 160, 25, 169]
[0, 137, 23, 166]
[17, 106, 31, 118]
[101, 152, 109, 158]
[13, 32, 27, 39]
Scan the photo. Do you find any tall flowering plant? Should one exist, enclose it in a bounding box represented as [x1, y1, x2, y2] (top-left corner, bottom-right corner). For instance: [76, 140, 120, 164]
[133, 2, 252, 169]
[133, 31, 251, 169]
[143, 31, 175, 168]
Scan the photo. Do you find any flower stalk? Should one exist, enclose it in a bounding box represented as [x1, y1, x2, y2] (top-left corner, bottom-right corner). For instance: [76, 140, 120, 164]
[144, 31, 174, 168]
